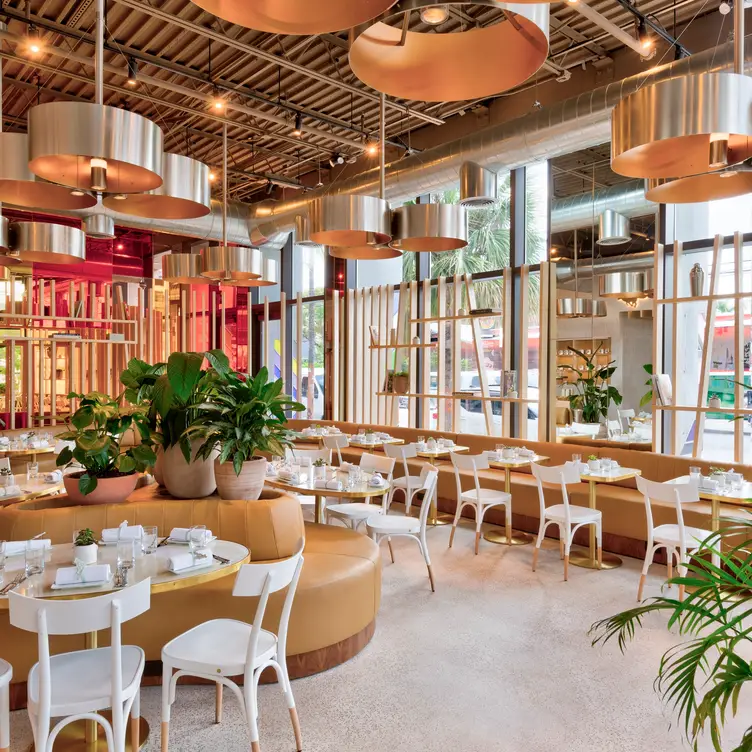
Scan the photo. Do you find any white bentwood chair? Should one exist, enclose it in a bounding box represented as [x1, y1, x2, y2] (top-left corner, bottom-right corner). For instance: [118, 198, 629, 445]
[0, 659, 11, 752]
[161, 543, 305, 752]
[617, 408, 636, 432]
[366, 469, 439, 591]
[636, 476, 710, 602]
[322, 434, 349, 465]
[326, 453, 396, 529]
[449, 453, 512, 555]
[8, 577, 151, 752]
[284, 447, 332, 517]
[531, 462, 602, 581]
[383, 443, 424, 514]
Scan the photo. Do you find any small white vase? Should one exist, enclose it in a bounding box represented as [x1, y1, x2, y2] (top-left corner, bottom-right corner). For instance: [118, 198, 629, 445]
[74, 543, 98, 565]
[709, 396, 722, 409]
[588, 459, 601, 472]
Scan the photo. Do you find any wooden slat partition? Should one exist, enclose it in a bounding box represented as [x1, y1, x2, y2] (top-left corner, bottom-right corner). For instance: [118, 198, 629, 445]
[332, 289, 340, 422]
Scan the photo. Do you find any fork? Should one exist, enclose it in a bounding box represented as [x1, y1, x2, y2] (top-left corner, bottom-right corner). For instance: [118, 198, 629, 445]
[1, 573, 25, 595]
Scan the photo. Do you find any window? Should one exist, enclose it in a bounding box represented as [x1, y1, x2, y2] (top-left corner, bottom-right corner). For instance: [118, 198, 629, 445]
[259, 246, 281, 303]
[293, 245, 326, 296]
[525, 161, 549, 264]
[293, 300, 325, 420]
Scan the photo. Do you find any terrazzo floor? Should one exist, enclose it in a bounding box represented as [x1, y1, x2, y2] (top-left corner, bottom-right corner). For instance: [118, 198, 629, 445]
[8, 520, 750, 752]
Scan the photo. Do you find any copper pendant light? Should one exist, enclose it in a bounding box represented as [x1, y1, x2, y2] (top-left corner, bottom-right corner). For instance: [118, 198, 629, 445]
[222, 258, 279, 287]
[349, 1, 549, 102]
[309, 195, 391, 247]
[201, 245, 263, 281]
[102, 153, 211, 219]
[189, 0, 398, 35]
[27, 0, 163, 194]
[329, 245, 402, 260]
[162, 253, 206, 283]
[9, 222, 86, 264]
[390, 203, 467, 252]
[645, 170, 752, 203]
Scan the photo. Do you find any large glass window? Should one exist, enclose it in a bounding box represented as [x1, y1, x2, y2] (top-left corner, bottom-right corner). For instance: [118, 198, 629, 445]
[293, 245, 326, 296]
[293, 299, 325, 420]
[525, 161, 549, 264]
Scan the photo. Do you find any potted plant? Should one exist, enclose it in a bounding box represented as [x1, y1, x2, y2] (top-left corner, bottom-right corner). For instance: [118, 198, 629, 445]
[392, 370, 410, 395]
[590, 519, 752, 751]
[73, 527, 98, 565]
[312, 457, 327, 481]
[187, 366, 305, 501]
[500, 445, 516, 459]
[0, 467, 13, 487]
[56, 392, 156, 505]
[587, 454, 601, 472]
[639, 363, 653, 408]
[564, 343, 623, 429]
[708, 392, 723, 409]
[151, 349, 228, 499]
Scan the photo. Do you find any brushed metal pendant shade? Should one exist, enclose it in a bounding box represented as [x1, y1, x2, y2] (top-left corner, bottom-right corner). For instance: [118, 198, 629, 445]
[349, 1, 549, 102]
[0, 216, 12, 256]
[201, 246, 262, 280]
[556, 297, 607, 318]
[162, 253, 205, 283]
[28, 102, 164, 194]
[599, 270, 654, 299]
[611, 72, 752, 179]
[329, 244, 402, 260]
[0, 133, 97, 211]
[83, 213, 116, 239]
[189, 0, 397, 34]
[309, 195, 391, 247]
[645, 172, 752, 203]
[223, 258, 279, 286]
[390, 203, 467, 252]
[597, 210, 631, 246]
[102, 153, 211, 219]
[9, 222, 86, 264]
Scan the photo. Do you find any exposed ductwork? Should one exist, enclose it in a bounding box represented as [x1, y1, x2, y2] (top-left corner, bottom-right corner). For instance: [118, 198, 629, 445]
[555, 251, 654, 284]
[248, 34, 749, 247]
[550, 180, 653, 234]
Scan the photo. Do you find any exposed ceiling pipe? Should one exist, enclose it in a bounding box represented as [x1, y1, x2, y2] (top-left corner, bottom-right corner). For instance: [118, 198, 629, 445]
[550, 180, 653, 233]
[569, 1, 654, 57]
[248, 34, 751, 245]
[555, 251, 654, 283]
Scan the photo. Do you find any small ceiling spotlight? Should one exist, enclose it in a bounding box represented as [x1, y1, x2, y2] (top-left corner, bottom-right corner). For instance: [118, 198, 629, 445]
[24, 26, 44, 57]
[112, 193, 127, 200]
[419, 5, 449, 24]
[70, 188, 86, 197]
[209, 171, 217, 182]
[90, 158, 108, 192]
[636, 18, 652, 52]
[292, 112, 303, 136]
[116, 242, 124, 251]
[126, 57, 138, 86]
[211, 88, 225, 111]
[719, 1, 731, 14]
[366, 140, 378, 156]
[329, 153, 345, 167]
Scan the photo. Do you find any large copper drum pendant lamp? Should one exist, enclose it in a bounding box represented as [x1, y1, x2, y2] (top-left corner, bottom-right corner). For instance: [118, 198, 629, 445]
[645, 170, 752, 203]
[611, 72, 752, 179]
[189, 0, 398, 35]
[390, 203, 467, 252]
[329, 245, 402, 260]
[309, 195, 391, 247]
[349, 0, 549, 102]
[9, 222, 86, 264]
[162, 253, 206, 283]
[102, 154, 210, 219]
[201, 246, 263, 281]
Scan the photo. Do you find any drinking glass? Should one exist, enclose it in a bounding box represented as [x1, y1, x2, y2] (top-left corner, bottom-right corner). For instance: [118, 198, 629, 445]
[25, 542, 45, 577]
[142, 526, 158, 555]
[417, 436, 425, 444]
[729, 472, 744, 493]
[26, 462, 39, 482]
[572, 454, 582, 465]
[188, 525, 209, 565]
[117, 538, 136, 571]
[689, 466, 701, 481]
[0, 541, 6, 576]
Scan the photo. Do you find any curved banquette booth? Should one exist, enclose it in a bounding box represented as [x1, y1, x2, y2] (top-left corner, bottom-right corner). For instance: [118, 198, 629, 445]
[0, 487, 381, 708]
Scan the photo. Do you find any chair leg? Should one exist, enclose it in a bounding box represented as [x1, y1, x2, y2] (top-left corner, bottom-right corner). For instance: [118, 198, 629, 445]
[130, 689, 141, 751]
[289, 708, 303, 752]
[161, 663, 172, 752]
[427, 564, 435, 592]
[387, 537, 396, 563]
[564, 555, 569, 581]
[532, 519, 547, 572]
[563, 525, 572, 582]
[475, 506, 482, 555]
[559, 538, 564, 560]
[448, 501, 463, 549]
[215, 682, 223, 724]
[667, 552, 673, 585]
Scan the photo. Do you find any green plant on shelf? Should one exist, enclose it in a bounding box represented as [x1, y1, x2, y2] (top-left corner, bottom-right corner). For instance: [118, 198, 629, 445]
[590, 517, 752, 752]
[588, 454, 598, 461]
[640, 363, 654, 408]
[74, 528, 97, 547]
[313, 458, 326, 468]
[562, 342, 622, 423]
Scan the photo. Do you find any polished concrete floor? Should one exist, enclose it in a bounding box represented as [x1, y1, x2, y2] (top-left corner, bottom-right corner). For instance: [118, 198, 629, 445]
[9, 520, 748, 751]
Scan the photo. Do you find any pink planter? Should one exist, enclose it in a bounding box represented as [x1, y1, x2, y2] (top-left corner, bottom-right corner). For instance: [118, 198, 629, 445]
[63, 472, 138, 505]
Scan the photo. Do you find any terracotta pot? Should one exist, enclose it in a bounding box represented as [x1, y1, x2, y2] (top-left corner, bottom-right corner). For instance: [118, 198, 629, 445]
[214, 456, 267, 500]
[153, 446, 165, 486]
[63, 472, 138, 505]
[392, 375, 409, 395]
[162, 440, 218, 499]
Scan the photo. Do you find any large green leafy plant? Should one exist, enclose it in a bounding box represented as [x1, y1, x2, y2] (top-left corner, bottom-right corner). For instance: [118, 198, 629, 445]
[56, 391, 157, 495]
[590, 518, 752, 751]
[186, 366, 305, 475]
[564, 343, 623, 423]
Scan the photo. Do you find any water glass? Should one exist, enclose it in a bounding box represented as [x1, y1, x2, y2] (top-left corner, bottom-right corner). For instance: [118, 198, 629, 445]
[142, 526, 158, 555]
[689, 466, 701, 481]
[729, 472, 744, 492]
[26, 462, 39, 482]
[188, 525, 209, 565]
[572, 454, 582, 465]
[117, 538, 136, 570]
[25, 541, 45, 577]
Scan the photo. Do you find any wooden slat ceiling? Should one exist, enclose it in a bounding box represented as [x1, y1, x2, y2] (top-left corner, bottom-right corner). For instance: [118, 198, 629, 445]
[0, 0, 718, 202]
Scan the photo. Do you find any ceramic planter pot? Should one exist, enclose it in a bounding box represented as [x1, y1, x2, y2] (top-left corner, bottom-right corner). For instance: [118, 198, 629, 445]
[588, 459, 601, 472]
[73, 543, 98, 565]
[214, 456, 267, 500]
[392, 375, 409, 395]
[163, 440, 218, 499]
[709, 396, 722, 409]
[153, 446, 165, 486]
[64, 472, 138, 505]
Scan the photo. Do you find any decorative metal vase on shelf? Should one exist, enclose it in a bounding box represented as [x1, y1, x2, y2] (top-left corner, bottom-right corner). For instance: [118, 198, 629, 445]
[689, 263, 705, 297]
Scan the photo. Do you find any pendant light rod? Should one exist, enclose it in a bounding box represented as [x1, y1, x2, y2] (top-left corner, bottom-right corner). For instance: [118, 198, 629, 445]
[379, 92, 385, 201]
[222, 121, 227, 246]
[95, 0, 104, 105]
[735, 0, 744, 75]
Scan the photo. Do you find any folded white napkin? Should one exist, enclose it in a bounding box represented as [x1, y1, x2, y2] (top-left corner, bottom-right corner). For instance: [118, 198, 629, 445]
[43, 470, 63, 483]
[168, 548, 213, 572]
[0, 437, 9, 445]
[168, 527, 214, 542]
[487, 451, 501, 461]
[101, 523, 144, 543]
[6, 539, 50, 556]
[314, 479, 343, 490]
[0, 485, 21, 498]
[377, 432, 391, 439]
[29, 440, 41, 449]
[369, 474, 385, 487]
[55, 564, 111, 587]
[340, 462, 355, 472]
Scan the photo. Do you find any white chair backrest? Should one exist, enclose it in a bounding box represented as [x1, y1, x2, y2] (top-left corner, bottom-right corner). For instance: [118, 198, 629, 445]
[531, 462, 581, 524]
[232, 541, 305, 679]
[384, 443, 418, 478]
[607, 419, 621, 438]
[9, 577, 151, 727]
[322, 434, 348, 464]
[636, 476, 700, 543]
[285, 447, 332, 464]
[416, 469, 440, 532]
[0, 457, 10, 473]
[359, 453, 396, 479]
[618, 408, 636, 425]
[451, 452, 489, 498]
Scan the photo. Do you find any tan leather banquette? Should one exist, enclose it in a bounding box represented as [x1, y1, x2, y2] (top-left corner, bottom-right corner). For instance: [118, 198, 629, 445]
[0, 489, 381, 706]
[287, 419, 748, 559]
